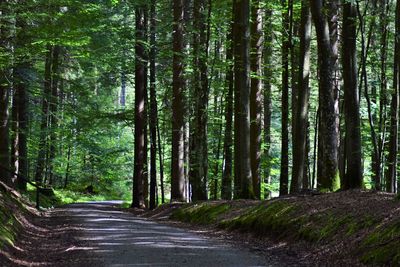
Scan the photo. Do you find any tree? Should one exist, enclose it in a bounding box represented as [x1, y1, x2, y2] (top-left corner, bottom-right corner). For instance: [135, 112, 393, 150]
[291, 0, 311, 193]
[342, 0, 362, 189]
[249, 0, 262, 199]
[386, 0, 400, 193]
[221, 13, 234, 200]
[171, 0, 186, 202]
[0, 0, 13, 184]
[280, 0, 290, 196]
[233, 0, 253, 199]
[133, 4, 147, 208]
[149, 0, 158, 210]
[190, 0, 209, 201]
[310, 0, 339, 191]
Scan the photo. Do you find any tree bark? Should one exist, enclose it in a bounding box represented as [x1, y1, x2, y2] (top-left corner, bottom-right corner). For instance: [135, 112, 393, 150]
[233, 0, 253, 199]
[171, 0, 186, 201]
[263, 7, 273, 199]
[291, 0, 311, 193]
[250, 0, 262, 199]
[133, 5, 147, 208]
[190, 0, 209, 201]
[221, 16, 234, 200]
[280, 0, 290, 196]
[386, 0, 400, 193]
[149, 0, 157, 210]
[310, 0, 340, 191]
[342, 1, 362, 189]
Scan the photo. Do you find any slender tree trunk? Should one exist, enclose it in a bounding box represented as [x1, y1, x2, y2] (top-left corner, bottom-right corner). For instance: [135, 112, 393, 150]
[386, 0, 400, 193]
[263, 7, 273, 199]
[221, 17, 234, 200]
[48, 46, 61, 186]
[233, 0, 253, 199]
[149, 0, 157, 210]
[171, 0, 186, 201]
[250, 0, 262, 199]
[310, 0, 339, 191]
[291, 0, 311, 193]
[190, 0, 209, 201]
[64, 144, 71, 188]
[133, 5, 147, 208]
[0, 1, 12, 184]
[374, 0, 390, 191]
[342, 1, 362, 189]
[280, 0, 290, 196]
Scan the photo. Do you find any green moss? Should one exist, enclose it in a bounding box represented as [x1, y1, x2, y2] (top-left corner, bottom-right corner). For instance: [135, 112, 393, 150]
[171, 202, 231, 224]
[360, 221, 400, 265]
[219, 201, 298, 237]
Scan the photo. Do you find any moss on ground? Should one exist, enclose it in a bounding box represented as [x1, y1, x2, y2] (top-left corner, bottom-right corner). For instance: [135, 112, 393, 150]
[171, 202, 231, 224]
[169, 193, 400, 265]
[360, 221, 400, 266]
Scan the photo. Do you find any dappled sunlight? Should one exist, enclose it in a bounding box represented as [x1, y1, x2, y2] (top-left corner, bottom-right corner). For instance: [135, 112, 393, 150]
[64, 202, 266, 266]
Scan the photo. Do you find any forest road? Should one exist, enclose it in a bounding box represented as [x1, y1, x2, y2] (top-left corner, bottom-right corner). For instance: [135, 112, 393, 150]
[62, 201, 267, 267]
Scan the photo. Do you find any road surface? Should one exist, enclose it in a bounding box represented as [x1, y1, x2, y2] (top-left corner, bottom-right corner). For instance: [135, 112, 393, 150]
[58, 201, 267, 267]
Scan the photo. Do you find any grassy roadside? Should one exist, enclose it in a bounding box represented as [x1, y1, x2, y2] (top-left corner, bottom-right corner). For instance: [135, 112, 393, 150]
[168, 191, 400, 266]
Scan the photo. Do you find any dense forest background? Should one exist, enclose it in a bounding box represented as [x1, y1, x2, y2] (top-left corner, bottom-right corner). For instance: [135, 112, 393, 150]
[0, 0, 399, 208]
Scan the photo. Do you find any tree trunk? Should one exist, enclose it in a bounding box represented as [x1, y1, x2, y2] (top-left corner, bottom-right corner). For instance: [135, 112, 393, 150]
[280, 0, 290, 196]
[133, 5, 147, 208]
[190, 0, 209, 201]
[0, 0, 12, 184]
[386, 0, 400, 193]
[250, 0, 262, 199]
[149, 0, 157, 210]
[233, 0, 253, 199]
[48, 45, 61, 186]
[171, 0, 186, 201]
[263, 7, 273, 199]
[310, 0, 339, 191]
[342, 1, 362, 189]
[221, 17, 234, 200]
[291, 0, 311, 193]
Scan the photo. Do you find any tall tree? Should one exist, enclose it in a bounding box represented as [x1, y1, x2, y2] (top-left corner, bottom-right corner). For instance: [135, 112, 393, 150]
[221, 16, 234, 200]
[149, 0, 158, 210]
[291, 0, 311, 193]
[132, 4, 147, 208]
[190, 0, 209, 201]
[249, 0, 262, 199]
[0, 0, 12, 184]
[263, 7, 273, 199]
[48, 46, 61, 186]
[342, 0, 362, 189]
[171, 0, 186, 201]
[233, 0, 252, 199]
[310, 0, 340, 191]
[280, 0, 290, 196]
[386, 0, 400, 193]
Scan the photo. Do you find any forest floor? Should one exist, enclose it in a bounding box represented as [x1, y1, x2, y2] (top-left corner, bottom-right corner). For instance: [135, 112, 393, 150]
[1, 189, 399, 266]
[144, 191, 400, 266]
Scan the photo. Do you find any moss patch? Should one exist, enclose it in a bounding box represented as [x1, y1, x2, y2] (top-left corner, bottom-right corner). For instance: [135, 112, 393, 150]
[360, 221, 400, 265]
[171, 202, 231, 225]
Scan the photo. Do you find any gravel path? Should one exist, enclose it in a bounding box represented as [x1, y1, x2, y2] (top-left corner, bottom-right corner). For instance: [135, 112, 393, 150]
[64, 201, 267, 267]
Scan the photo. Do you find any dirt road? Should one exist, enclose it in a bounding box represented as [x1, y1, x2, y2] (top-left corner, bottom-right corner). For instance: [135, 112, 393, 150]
[53, 201, 267, 267]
